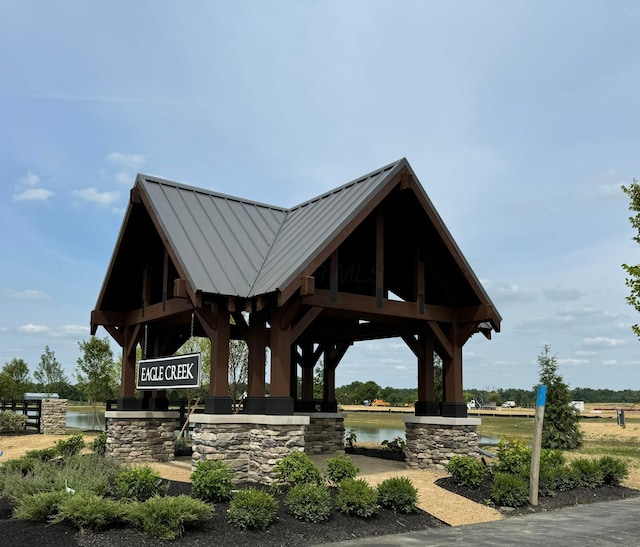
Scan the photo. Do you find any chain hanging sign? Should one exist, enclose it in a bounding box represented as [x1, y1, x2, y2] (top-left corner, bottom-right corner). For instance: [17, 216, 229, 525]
[136, 353, 201, 390]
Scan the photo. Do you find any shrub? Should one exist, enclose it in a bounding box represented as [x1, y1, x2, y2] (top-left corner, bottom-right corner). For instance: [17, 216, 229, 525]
[62, 454, 123, 497]
[55, 435, 85, 457]
[446, 455, 487, 488]
[13, 491, 67, 521]
[228, 488, 278, 530]
[335, 478, 379, 518]
[89, 432, 108, 457]
[324, 454, 359, 486]
[381, 437, 406, 452]
[116, 466, 165, 501]
[551, 465, 578, 492]
[491, 473, 529, 507]
[128, 495, 212, 539]
[540, 449, 565, 469]
[345, 429, 357, 448]
[598, 456, 629, 486]
[190, 460, 234, 502]
[0, 411, 27, 432]
[494, 437, 531, 477]
[273, 451, 321, 489]
[52, 492, 127, 531]
[286, 483, 332, 522]
[174, 436, 189, 451]
[24, 447, 59, 462]
[0, 458, 58, 501]
[377, 476, 418, 513]
[569, 458, 604, 488]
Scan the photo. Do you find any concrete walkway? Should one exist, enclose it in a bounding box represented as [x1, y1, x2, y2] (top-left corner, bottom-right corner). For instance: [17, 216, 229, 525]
[319, 496, 640, 546]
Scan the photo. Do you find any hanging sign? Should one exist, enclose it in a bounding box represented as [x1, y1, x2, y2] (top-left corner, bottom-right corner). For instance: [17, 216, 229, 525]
[136, 353, 201, 390]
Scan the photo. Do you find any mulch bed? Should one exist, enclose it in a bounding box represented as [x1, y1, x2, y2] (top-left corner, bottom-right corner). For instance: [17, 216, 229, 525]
[345, 446, 406, 461]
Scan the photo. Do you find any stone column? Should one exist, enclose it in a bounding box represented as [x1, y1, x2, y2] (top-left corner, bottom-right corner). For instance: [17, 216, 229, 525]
[40, 398, 68, 435]
[404, 415, 480, 470]
[299, 412, 345, 454]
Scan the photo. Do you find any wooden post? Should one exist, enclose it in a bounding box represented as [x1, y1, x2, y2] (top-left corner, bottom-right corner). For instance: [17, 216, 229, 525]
[530, 385, 547, 506]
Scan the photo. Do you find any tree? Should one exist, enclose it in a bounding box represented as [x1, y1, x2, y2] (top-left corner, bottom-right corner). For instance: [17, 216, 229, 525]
[228, 338, 248, 410]
[536, 345, 582, 450]
[0, 358, 31, 399]
[34, 346, 67, 395]
[76, 336, 119, 430]
[622, 178, 640, 338]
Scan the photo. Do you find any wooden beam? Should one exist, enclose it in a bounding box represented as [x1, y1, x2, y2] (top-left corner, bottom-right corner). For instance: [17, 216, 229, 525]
[416, 260, 425, 315]
[330, 250, 338, 302]
[269, 307, 292, 398]
[427, 321, 453, 359]
[162, 249, 169, 310]
[417, 331, 435, 402]
[278, 298, 301, 330]
[174, 278, 189, 298]
[103, 325, 125, 347]
[401, 333, 424, 361]
[300, 275, 315, 296]
[125, 298, 193, 325]
[196, 305, 230, 398]
[232, 311, 249, 340]
[91, 309, 126, 327]
[291, 306, 323, 343]
[376, 207, 384, 308]
[247, 311, 267, 397]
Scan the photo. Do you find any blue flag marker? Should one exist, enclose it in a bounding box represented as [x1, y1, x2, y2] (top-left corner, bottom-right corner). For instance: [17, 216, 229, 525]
[536, 385, 547, 407]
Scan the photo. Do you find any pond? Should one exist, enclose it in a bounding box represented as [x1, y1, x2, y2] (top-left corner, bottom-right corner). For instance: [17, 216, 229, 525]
[344, 425, 500, 446]
[66, 411, 105, 431]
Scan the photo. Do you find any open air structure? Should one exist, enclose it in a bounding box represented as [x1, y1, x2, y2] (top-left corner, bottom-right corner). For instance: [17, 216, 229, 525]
[92, 158, 501, 477]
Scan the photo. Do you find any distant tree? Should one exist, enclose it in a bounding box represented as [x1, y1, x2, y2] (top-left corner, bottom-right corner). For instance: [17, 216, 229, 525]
[536, 345, 582, 450]
[622, 178, 640, 338]
[34, 345, 67, 395]
[335, 381, 363, 404]
[313, 363, 324, 400]
[228, 339, 248, 411]
[0, 358, 31, 399]
[354, 380, 381, 404]
[76, 337, 119, 430]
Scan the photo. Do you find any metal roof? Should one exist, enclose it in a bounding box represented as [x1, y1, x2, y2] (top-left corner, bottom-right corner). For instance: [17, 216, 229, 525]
[137, 159, 407, 298]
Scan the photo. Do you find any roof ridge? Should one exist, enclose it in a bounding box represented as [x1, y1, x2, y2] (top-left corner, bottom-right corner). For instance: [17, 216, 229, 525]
[287, 158, 406, 212]
[138, 174, 287, 212]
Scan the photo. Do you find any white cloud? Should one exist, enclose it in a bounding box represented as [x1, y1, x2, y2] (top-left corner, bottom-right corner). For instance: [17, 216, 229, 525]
[107, 152, 146, 170]
[582, 336, 626, 348]
[56, 324, 90, 336]
[482, 280, 537, 303]
[543, 286, 583, 302]
[13, 170, 54, 201]
[71, 187, 120, 207]
[18, 323, 49, 334]
[603, 360, 617, 366]
[19, 171, 41, 187]
[558, 358, 589, 365]
[0, 287, 50, 300]
[575, 350, 597, 357]
[115, 171, 133, 185]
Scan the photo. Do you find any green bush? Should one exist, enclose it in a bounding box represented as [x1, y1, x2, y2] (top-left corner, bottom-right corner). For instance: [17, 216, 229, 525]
[190, 460, 234, 502]
[335, 478, 379, 518]
[494, 437, 531, 477]
[598, 456, 629, 486]
[286, 483, 332, 522]
[52, 492, 127, 531]
[62, 454, 123, 497]
[569, 458, 604, 488]
[55, 435, 85, 457]
[344, 429, 357, 448]
[0, 458, 58, 501]
[381, 437, 406, 452]
[24, 447, 59, 462]
[491, 473, 529, 507]
[128, 495, 213, 539]
[446, 455, 487, 488]
[89, 432, 108, 457]
[551, 465, 578, 492]
[116, 466, 165, 501]
[540, 449, 565, 469]
[13, 491, 67, 521]
[273, 451, 321, 489]
[0, 411, 27, 432]
[377, 476, 418, 514]
[228, 488, 278, 530]
[324, 454, 359, 486]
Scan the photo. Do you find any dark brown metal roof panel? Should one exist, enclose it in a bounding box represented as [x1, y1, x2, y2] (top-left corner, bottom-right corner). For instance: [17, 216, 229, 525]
[249, 160, 405, 296]
[139, 175, 287, 297]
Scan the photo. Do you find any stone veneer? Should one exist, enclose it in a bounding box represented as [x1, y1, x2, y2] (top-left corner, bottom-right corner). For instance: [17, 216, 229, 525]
[40, 398, 68, 435]
[299, 413, 345, 454]
[404, 416, 480, 470]
[190, 414, 310, 485]
[104, 411, 179, 462]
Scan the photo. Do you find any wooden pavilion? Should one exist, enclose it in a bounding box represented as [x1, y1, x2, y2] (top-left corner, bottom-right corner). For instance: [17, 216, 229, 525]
[91, 158, 500, 419]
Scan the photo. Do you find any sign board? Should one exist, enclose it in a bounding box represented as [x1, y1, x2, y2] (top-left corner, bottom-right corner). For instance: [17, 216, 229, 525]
[136, 353, 201, 390]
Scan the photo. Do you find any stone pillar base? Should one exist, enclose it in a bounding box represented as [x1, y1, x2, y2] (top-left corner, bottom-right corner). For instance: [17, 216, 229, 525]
[404, 416, 480, 470]
[105, 411, 179, 463]
[189, 414, 310, 485]
[40, 398, 68, 435]
[296, 413, 345, 454]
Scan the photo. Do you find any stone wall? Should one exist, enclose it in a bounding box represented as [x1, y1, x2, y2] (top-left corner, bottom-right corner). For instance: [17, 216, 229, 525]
[40, 398, 67, 435]
[104, 411, 179, 462]
[190, 415, 309, 485]
[404, 416, 480, 470]
[302, 413, 345, 454]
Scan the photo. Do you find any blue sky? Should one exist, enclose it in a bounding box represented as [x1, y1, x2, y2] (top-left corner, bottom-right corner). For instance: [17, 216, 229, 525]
[1, 1, 638, 392]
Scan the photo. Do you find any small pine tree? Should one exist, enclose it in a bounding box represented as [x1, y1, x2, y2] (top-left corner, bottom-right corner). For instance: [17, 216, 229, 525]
[536, 345, 582, 450]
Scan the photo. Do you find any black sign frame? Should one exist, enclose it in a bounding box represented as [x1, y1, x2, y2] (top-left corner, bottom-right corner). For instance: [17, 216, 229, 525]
[136, 353, 201, 390]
